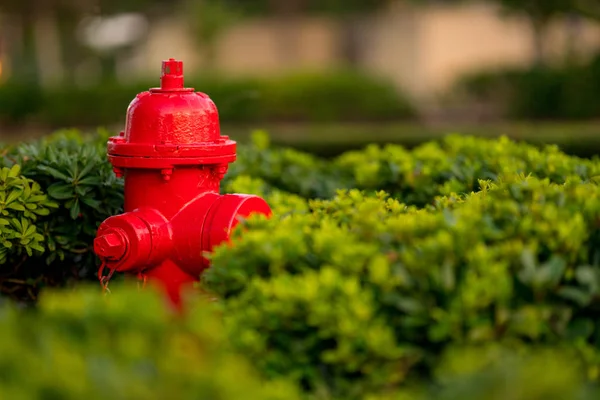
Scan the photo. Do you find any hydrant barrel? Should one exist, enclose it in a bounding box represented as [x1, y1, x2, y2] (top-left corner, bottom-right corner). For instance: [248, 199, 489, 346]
[94, 59, 272, 309]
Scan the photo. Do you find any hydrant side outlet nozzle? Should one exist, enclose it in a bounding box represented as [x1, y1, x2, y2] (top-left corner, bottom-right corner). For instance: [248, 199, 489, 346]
[94, 59, 272, 309]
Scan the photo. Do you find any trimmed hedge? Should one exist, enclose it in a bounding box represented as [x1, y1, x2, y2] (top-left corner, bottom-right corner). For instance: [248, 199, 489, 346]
[2, 129, 600, 300]
[207, 177, 600, 398]
[3, 129, 600, 398]
[0, 70, 415, 128]
[455, 53, 600, 120]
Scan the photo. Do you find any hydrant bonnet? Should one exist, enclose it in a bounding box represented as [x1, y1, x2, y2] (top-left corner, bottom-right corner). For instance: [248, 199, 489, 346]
[107, 58, 236, 173]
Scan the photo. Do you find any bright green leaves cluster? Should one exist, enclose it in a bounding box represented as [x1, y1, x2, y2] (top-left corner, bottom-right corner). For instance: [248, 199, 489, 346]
[227, 132, 600, 209]
[206, 173, 600, 398]
[334, 135, 600, 207]
[0, 283, 300, 400]
[0, 165, 57, 264]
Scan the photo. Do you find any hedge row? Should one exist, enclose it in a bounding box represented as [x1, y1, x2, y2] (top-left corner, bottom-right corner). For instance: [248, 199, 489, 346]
[2, 129, 600, 301]
[3, 130, 600, 398]
[456, 53, 600, 120]
[0, 70, 415, 128]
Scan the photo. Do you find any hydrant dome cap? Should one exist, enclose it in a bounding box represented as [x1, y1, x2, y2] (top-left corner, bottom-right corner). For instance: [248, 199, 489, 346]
[106, 58, 237, 169]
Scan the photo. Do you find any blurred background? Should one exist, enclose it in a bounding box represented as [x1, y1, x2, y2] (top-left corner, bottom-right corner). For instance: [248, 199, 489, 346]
[1, 0, 600, 156]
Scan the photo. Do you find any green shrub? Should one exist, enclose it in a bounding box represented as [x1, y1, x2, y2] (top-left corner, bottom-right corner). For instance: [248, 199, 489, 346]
[455, 54, 600, 120]
[203, 176, 600, 398]
[4, 129, 600, 398]
[223, 130, 351, 199]
[0, 81, 44, 125]
[333, 134, 600, 207]
[426, 345, 599, 400]
[0, 70, 415, 128]
[0, 277, 594, 400]
[3, 129, 600, 302]
[0, 283, 300, 400]
[0, 164, 57, 265]
[0, 129, 122, 302]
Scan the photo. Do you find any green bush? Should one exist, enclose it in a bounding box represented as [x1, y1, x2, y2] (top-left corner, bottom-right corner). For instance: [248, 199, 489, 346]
[5, 129, 600, 398]
[0, 129, 122, 302]
[0, 164, 57, 265]
[3, 129, 600, 301]
[204, 177, 600, 398]
[0, 277, 595, 400]
[455, 54, 600, 120]
[0, 283, 300, 400]
[0, 70, 415, 128]
[0, 81, 44, 125]
[333, 134, 600, 207]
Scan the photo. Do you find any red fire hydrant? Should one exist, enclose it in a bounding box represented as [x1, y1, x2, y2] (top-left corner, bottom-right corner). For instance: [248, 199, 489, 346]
[93, 59, 271, 308]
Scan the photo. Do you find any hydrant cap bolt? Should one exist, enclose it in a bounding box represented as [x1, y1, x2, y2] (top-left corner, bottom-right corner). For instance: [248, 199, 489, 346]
[160, 58, 184, 91]
[94, 231, 127, 261]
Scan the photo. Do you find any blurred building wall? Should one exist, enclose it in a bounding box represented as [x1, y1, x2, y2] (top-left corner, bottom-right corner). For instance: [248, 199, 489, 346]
[126, 2, 600, 103]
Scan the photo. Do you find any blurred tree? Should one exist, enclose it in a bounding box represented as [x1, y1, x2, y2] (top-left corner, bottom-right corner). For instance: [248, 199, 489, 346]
[78, 0, 174, 83]
[0, 0, 50, 84]
[181, 0, 241, 71]
[268, 0, 309, 66]
[184, 0, 395, 67]
[489, 0, 590, 65]
[0, 0, 177, 85]
[308, 0, 391, 66]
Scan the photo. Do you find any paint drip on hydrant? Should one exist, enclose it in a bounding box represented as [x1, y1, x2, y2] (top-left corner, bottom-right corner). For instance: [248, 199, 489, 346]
[93, 59, 271, 309]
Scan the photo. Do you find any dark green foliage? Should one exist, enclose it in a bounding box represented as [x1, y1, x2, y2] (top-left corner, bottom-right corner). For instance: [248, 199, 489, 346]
[0, 129, 122, 301]
[223, 130, 352, 199]
[0, 81, 44, 125]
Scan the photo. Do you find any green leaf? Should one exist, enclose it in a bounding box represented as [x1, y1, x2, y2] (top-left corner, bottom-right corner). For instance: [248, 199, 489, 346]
[566, 318, 594, 341]
[5, 203, 25, 211]
[37, 165, 70, 181]
[81, 197, 102, 209]
[24, 224, 36, 237]
[70, 199, 80, 220]
[47, 183, 74, 200]
[77, 160, 96, 180]
[6, 189, 23, 204]
[33, 208, 51, 216]
[29, 243, 45, 253]
[8, 164, 21, 178]
[533, 256, 567, 289]
[575, 266, 599, 294]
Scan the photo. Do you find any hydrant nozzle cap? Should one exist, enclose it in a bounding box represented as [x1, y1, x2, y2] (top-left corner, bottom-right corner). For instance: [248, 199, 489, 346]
[160, 58, 184, 91]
